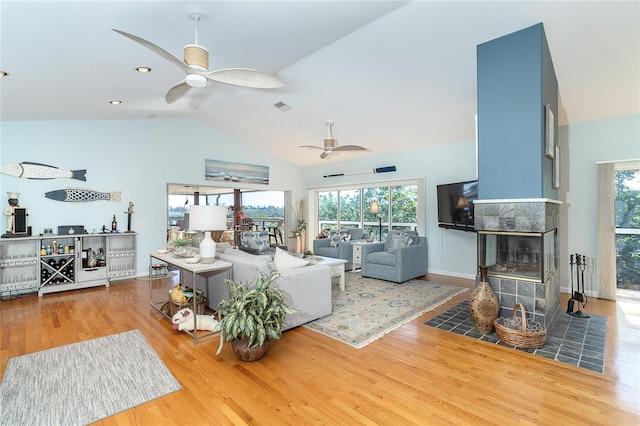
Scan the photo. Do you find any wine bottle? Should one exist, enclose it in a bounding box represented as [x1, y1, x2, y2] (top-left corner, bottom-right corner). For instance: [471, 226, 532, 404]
[112, 215, 117, 231]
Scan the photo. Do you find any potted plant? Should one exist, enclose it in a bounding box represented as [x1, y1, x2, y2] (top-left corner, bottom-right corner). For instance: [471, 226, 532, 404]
[365, 227, 375, 242]
[215, 270, 296, 361]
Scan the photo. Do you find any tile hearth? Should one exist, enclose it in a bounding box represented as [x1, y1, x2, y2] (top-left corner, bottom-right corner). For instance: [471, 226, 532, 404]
[425, 300, 606, 373]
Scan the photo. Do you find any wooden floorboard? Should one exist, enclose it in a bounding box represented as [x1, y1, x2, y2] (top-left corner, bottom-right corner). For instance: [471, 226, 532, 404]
[1, 275, 638, 425]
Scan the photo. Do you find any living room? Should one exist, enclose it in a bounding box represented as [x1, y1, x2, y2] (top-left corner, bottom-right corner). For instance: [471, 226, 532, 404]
[1, 1, 639, 424]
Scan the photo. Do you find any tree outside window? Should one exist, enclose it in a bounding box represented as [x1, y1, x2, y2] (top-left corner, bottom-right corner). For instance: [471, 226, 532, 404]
[615, 169, 640, 290]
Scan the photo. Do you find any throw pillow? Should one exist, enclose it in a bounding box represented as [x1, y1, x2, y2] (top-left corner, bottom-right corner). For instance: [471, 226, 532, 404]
[388, 232, 413, 254]
[274, 247, 309, 270]
[240, 231, 269, 254]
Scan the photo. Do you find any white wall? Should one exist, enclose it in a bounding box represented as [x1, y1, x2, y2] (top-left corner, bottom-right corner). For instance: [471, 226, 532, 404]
[0, 119, 306, 274]
[302, 139, 479, 279]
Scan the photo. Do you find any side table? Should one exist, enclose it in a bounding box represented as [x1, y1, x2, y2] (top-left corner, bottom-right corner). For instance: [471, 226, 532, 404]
[149, 251, 232, 346]
[352, 241, 370, 273]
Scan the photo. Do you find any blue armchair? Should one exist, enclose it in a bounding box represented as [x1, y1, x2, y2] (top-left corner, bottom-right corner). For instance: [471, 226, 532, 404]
[312, 228, 365, 270]
[360, 230, 427, 283]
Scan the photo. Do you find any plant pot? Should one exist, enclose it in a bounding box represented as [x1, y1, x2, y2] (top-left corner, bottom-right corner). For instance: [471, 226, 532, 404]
[231, 338, 271, 362]
[469, 266, 500, 334]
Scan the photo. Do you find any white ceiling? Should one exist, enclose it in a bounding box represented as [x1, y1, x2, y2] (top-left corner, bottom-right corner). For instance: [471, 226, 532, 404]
[1, 1, 638, 167]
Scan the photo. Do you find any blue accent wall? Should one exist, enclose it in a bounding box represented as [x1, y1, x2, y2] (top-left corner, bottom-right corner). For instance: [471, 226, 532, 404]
[477, 23, 558, 199]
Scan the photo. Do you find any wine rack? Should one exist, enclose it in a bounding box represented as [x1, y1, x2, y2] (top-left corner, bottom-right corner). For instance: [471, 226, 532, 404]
[0, 234, 136, 297]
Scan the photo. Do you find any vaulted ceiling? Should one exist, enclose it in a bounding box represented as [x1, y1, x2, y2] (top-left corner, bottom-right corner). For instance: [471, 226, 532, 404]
[1, 1, 638, 166]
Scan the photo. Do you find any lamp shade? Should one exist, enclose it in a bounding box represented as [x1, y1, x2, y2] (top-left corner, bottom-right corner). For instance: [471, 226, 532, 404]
[189, 205, 228, 231]
[189, 205, 228, 264]
[369, 200, 380, 214]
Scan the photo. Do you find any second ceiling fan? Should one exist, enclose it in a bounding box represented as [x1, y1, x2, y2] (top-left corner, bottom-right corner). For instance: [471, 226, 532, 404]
[112, 13, 284, 104]
[300, 120, 367, 159]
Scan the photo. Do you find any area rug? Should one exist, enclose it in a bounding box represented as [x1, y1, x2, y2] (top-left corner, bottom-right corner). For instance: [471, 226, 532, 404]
[304, 274, 468, 348]
[0, 329, 181, 425]
[425, 300, 607, 373]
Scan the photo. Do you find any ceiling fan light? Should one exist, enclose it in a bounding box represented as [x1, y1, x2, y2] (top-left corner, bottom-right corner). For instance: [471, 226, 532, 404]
[186, 74, 207, 88]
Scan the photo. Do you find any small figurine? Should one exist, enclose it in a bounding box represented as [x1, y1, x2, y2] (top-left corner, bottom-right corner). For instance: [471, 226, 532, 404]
[3, 192, 19, 234]
[124, 201, 134, 232]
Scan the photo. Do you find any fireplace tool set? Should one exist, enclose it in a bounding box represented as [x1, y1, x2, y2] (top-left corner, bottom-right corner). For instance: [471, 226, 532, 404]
[567, 254, 590, 318]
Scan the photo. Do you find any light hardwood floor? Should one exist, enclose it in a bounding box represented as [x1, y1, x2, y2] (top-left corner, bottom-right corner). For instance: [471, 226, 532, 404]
[1, 275, 638, 425]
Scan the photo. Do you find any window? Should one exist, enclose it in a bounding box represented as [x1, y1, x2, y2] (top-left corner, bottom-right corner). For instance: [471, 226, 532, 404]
[317, 184, 418, 240]
[615, 167, 640, 291]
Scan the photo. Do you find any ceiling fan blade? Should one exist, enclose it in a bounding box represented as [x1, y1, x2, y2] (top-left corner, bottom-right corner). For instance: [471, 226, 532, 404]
[320, 151, 331, 159]
[112, 28, 192, 74]
[333, 145, 367, 152]
[298, 145, 325, 150]
[165, 81, 192, 104]
[203, 68, 284, 89]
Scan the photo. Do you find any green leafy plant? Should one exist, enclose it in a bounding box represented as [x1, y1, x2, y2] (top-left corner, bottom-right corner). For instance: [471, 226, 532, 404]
[170, 237, 191, 248]
[216, 271, 296, 354]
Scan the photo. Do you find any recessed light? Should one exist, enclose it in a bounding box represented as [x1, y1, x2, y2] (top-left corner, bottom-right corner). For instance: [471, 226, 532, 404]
[110, 100, 122, 105]
[136, 66, 151, 73]
[0, 71, 8, 77]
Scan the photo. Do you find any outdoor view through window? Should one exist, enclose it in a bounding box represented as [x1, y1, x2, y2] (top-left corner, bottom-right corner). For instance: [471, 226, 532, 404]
[317, 185, 418, 241]
[616, 168, 640, 291]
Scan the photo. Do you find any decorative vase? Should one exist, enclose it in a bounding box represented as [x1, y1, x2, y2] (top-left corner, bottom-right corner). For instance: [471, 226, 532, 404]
[366, 234, 374, 242]
[232, 338, 271, 362]
[469, 266, 500, 334]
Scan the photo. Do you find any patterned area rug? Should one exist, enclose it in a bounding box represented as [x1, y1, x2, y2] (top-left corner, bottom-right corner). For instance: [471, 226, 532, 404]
[304, 273, 468, 348]
[0, 329, 181, 425]
[425, 300, 607, 373]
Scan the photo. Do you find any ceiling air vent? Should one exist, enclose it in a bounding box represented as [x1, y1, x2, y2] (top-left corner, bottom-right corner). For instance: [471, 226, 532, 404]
[273, 101, 291, 112]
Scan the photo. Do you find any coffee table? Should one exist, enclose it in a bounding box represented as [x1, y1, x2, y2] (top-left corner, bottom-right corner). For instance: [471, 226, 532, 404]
[312, 255, 348, 291]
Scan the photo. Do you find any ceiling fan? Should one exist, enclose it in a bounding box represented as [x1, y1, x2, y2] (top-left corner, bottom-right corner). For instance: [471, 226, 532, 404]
[299, 120, 367, 159]
[112, 13, 284, 104]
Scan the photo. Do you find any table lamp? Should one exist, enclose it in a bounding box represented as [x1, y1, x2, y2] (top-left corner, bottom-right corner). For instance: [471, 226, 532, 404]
[369, 200, 382, 241]
[189, 205, 228, 264]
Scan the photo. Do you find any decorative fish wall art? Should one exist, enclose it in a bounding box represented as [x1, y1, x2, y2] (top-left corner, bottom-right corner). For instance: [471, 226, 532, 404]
[1, 162, 87, 181]
[45, 188, 121, 203]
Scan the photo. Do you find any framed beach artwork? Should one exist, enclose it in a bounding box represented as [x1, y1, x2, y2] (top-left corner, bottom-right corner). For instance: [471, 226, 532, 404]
[205, 159, 269, 185]
[545, 104, 555, 159]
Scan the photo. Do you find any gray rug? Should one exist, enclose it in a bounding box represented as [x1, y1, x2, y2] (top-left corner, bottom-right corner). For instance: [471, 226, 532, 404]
[425, 300, 607, 373]
[0, 329, 181, 425]
[304, 273, 468, 348]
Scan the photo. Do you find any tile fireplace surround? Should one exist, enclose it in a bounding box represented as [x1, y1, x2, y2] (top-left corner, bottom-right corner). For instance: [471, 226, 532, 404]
[474, 199, 562, 327]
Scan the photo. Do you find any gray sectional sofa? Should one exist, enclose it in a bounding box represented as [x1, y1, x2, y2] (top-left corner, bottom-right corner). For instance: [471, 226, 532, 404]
[202, 247, 333, 330]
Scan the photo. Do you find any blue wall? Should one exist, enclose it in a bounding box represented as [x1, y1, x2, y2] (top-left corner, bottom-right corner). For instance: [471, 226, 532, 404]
[477, 23, 558, 200]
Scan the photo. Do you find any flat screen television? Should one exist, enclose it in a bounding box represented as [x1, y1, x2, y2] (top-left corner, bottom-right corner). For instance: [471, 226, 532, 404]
[436, 180, 478, 231]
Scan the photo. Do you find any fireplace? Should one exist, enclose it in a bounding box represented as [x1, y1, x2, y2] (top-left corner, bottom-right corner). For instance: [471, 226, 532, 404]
[474, 199, 561, 327]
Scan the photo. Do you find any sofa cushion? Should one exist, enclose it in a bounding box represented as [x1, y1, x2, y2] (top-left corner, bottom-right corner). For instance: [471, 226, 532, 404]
[274, 247, 309, 270]
[347, 228, 365, 240]
[314, 246, 339, 258]
[366, 251, 397, 266]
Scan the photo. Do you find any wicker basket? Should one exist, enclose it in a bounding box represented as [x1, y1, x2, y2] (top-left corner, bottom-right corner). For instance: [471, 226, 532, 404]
[493, 303, 547, 349]
[168, 289, 206, 317]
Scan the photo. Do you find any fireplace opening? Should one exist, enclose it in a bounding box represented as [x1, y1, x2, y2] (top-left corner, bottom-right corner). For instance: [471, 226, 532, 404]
[478, 230, 557, 282]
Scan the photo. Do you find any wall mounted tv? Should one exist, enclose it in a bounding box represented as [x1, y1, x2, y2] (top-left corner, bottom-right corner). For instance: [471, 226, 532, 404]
[436, 180, 478, 231]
